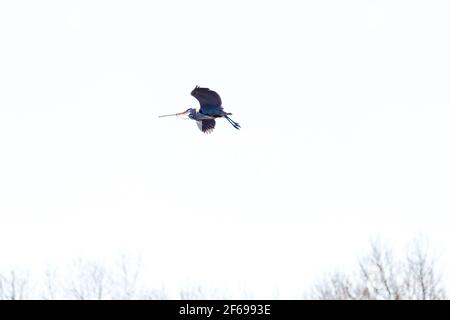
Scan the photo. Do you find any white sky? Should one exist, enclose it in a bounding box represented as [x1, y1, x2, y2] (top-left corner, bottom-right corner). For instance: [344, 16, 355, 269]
[1, 0, 449, 298]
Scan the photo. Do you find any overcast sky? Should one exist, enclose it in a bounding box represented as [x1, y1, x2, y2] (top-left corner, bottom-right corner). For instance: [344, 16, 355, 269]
[1, 0, 449, 298]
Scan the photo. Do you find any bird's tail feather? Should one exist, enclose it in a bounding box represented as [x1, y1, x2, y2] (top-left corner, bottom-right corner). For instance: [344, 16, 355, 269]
[225, 115, 240, 130]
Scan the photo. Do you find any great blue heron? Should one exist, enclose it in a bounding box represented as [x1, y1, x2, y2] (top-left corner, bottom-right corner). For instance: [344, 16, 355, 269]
[158, 86, 240, 133]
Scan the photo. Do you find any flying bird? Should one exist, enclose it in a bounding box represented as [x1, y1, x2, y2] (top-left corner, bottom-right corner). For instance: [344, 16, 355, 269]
[159, 86, 240, 133]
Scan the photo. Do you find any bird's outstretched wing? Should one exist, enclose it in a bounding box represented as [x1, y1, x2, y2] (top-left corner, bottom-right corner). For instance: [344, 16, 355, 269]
[196, 119, 216, 134]
[191, 86, 222, 109]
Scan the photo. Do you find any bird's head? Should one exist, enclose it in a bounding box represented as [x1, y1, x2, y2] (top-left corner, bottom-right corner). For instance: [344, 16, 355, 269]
[178, 108, 196, 119]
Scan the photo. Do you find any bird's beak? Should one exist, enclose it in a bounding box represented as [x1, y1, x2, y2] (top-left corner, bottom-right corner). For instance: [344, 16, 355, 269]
[158, 112, 183, 118]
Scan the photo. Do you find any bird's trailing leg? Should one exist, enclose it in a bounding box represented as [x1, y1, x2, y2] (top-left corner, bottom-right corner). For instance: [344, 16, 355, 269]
[225, 115, 241, 130]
